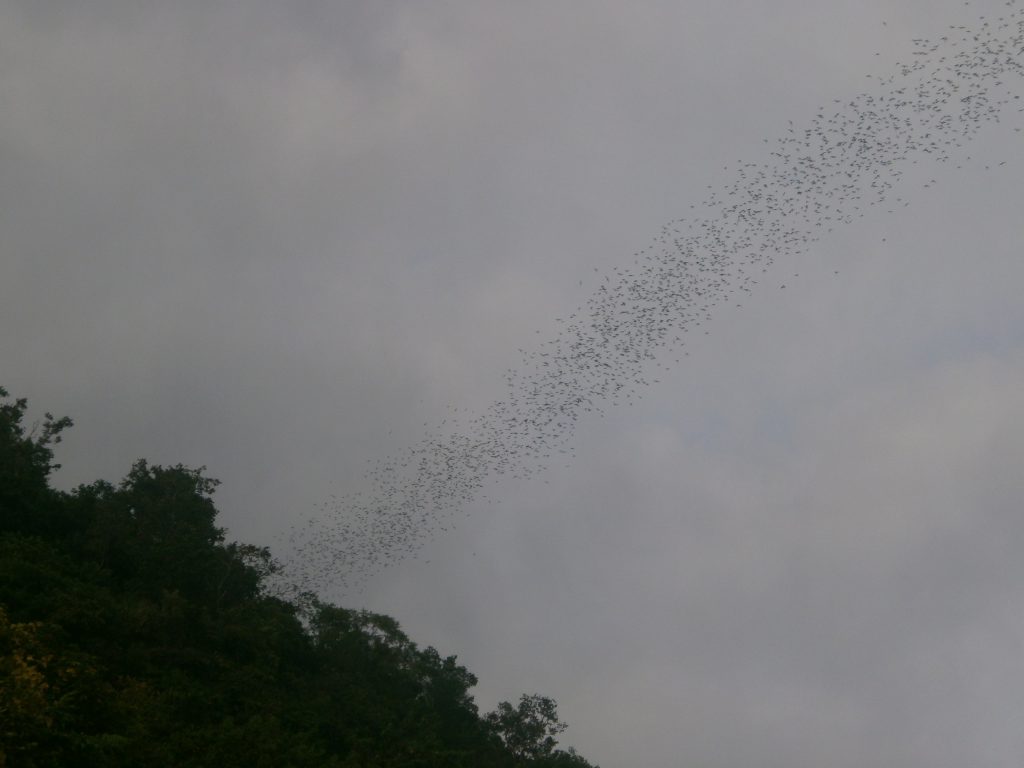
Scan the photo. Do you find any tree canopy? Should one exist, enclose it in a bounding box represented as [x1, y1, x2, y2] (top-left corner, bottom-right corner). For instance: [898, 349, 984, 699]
[0, 385, 598, 768]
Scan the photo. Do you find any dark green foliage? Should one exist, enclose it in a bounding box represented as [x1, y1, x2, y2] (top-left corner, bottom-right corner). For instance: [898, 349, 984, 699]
[484, 694, 596, 767]
[0, 386, 72, 539]
[0, 387, 598, 768]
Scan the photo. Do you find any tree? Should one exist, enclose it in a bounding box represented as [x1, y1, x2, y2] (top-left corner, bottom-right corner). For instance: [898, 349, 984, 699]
[76, 459, 229, 601]
[485, 694, 568, 762]
[0, 386, 71, 537]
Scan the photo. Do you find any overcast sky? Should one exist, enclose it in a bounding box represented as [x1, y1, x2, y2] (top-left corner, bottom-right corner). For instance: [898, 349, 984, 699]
[3, 2, 1024, 766]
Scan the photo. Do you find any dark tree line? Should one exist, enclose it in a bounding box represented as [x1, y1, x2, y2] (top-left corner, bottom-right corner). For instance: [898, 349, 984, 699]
[0, 386, 598, 768]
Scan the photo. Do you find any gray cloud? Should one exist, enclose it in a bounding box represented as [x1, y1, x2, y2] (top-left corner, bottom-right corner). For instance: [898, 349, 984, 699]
[3, 2, 1023, 766]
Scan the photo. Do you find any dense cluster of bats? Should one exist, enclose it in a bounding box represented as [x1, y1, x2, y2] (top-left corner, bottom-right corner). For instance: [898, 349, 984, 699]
[279, 2, 1023, 597]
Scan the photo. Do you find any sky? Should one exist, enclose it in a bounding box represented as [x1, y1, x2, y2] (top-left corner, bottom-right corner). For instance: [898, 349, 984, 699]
[3, 1, 1024, 766]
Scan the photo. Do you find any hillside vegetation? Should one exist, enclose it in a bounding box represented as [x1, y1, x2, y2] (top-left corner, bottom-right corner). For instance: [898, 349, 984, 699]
[0, 386, 597, 768]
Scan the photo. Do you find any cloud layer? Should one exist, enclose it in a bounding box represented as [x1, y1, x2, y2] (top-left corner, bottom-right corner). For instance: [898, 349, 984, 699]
[3, 2, 1023, 766]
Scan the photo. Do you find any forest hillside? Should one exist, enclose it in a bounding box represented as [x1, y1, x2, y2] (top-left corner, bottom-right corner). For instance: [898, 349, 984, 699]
[0, 386, 598, 768]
